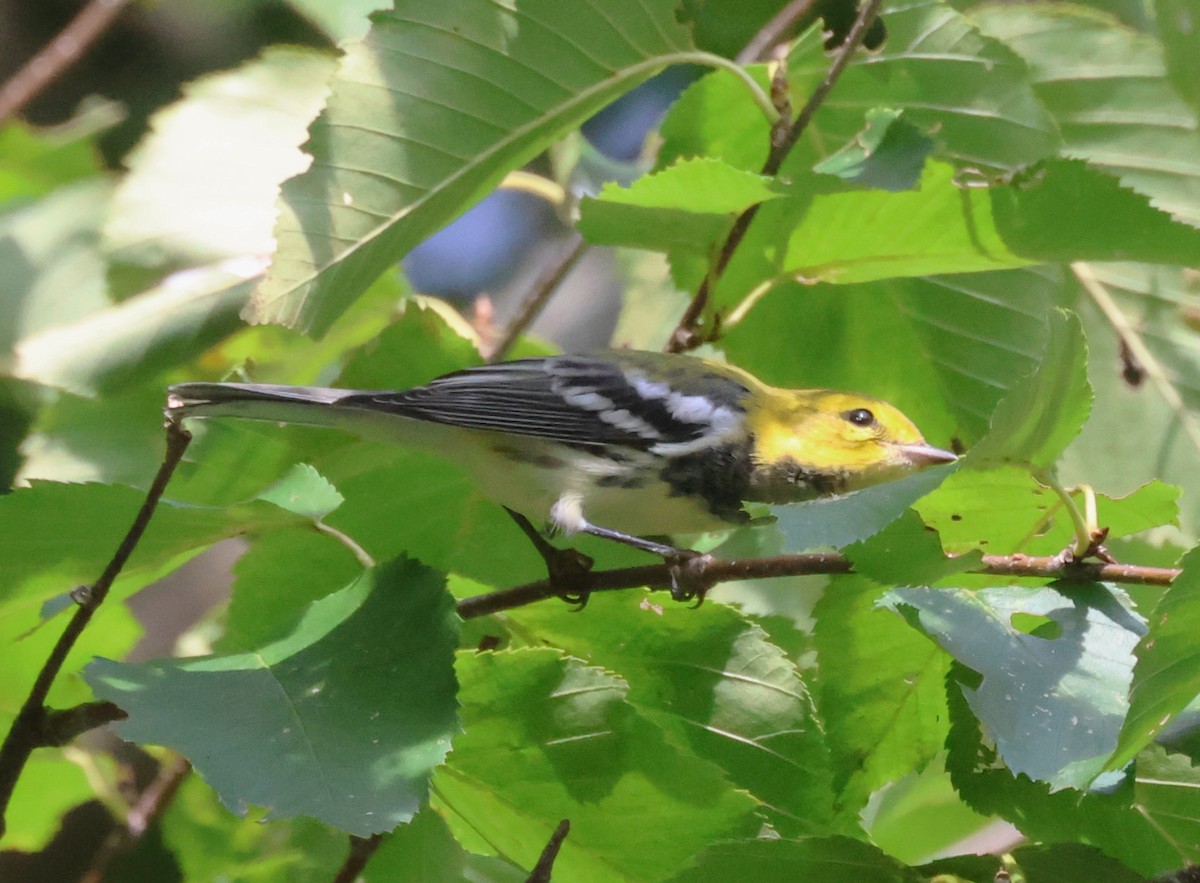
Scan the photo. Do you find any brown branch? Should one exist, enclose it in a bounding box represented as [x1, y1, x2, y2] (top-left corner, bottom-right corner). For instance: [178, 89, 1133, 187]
[526, 819, 570, 883]
[457, 551, 1179, 619]
[42, 701, 128, 746]
[486, 232, 589, 363]
[0, 419, 192, 838]
[333, 833, 385, 883]
[80, 755, 192, 883]
[0, 0, 133, 124]
[737, 0, 823, 64]
[668, 0, 885, 352]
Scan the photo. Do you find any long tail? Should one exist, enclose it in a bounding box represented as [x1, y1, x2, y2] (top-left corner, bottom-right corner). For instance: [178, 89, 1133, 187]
[167, 382, 384, 431]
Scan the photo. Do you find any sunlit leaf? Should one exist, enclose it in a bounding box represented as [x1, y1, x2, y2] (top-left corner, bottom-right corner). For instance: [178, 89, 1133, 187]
[88, 559, 459, 836]
[252, 0, 699, 334]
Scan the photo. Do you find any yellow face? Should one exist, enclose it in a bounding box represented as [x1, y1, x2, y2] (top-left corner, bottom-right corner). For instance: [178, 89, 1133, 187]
[750, 389, 955, 492]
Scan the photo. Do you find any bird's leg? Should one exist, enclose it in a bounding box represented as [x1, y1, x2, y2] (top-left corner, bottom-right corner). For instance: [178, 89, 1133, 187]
[578, 524, 716, 606]
[503, 508, 594, 608]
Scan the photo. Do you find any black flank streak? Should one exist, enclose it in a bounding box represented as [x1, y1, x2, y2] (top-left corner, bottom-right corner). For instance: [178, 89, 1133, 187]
[659, 441, 753, 524]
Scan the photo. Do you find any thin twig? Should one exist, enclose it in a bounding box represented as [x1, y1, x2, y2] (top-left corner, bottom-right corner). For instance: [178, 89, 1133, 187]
[0, 420, 192, 838]
[0, 0, 133, 124]
[456, 551, 1179, 620]
[526, 819, 570, 883]
[487, 232, 589, 363]
[80, 755, 192, 883]
[668, 0, 885, 352]
[737, 0, 823, 64]
[1074, 262, 1200, 454]
[333, 833, 385, 883]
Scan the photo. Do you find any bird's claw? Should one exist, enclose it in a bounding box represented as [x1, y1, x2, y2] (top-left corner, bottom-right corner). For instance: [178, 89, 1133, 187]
[665, 551, 716, 606]
[546, 547, 595, 610]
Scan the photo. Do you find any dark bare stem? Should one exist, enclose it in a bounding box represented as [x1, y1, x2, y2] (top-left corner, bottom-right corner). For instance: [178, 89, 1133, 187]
[0, 420, 192, 838]
[80, 755, 192, 883]
[526, 819, 570, 883]
[737, 0, 823, 64]
[487, 232, 589, 364]
[457, 552, 1178, 620]
[668, 0, 885, 352]
[0, 0, 133, 124]
[42, 701, 127, 746]
[333, 833, 385, 883]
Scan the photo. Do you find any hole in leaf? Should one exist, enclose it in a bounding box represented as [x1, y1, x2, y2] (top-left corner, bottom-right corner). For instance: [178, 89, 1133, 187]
[1011, 612, 1062, 640]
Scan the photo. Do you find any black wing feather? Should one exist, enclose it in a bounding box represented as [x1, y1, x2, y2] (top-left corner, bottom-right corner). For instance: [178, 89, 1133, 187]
[337, 355, 747, 450]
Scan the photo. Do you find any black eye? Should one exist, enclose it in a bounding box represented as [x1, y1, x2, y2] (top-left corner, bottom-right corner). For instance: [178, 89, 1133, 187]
[844, 408, 875, 427]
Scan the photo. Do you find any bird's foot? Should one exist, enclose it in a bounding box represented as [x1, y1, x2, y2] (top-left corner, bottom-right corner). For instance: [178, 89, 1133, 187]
[504, 507, 595, 609]
[664, 550, 716, 606]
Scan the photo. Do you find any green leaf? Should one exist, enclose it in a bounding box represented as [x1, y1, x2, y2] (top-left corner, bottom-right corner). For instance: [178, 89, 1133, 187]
[0, 117, 107, 204]
[255, 463, 344, 520]
[0, 480, 300, 615]
[720, 268, 1067, 448]
[811, 108, 934, 192]
[87, 559, 460, 836]
[667, 836, 924, 883]
[886, 583, 1146, 790]
[1131, 744, 1200, 861]
[967, 308, 1092, 469]
[922, 843, 1144, 883]
[218, 528, 362, 652]
[286, 0, 389, 43]
[713, 161, 1035, 314]
[251, 0, 698, 334]
[845, 510, 978, 586]
[577, 157, 782, 253]
[946, 677, 1200, 876]
[787, 0, 1059, 173]
[990, 159, 1200, 266]
[435, 648, 758, 881]
[915, 467, 1179, 557]
[505, 593, 841, 837]
[3, 754, 98, 851]
[0, 180, 111, 361]
[162, 776, 346, 882]
[13, 262, 256, 396]
[890, 267, 1068, 444]
[363, 807, 528, 882]
[774, 465, 955, 552]
[973, 3, 1200, 226]
[104, 47, 337, 275]
[1062, 262, 1200, 535]
[658, 66, 772, 174]
[1110, 546, 1200, 769]
[812, 575, 952, 814]
[1157, 0, 1200, 110]
[867, 757, 993, 866]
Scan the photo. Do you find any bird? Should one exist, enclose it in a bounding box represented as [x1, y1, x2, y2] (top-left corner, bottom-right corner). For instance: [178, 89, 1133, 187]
[168, 350, 956, 586]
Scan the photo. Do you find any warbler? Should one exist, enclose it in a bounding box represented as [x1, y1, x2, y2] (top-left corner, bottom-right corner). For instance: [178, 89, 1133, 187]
[168, 351, 956, 558]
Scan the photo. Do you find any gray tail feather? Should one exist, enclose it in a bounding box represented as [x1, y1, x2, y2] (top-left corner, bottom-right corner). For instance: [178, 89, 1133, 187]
[167, 382, 378, 429]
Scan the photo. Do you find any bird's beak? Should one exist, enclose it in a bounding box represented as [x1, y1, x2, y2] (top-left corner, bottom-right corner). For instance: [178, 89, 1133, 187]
[895, 441, 958, 467]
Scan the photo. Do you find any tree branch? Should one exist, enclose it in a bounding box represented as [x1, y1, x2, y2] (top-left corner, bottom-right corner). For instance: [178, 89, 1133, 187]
[80, 755, 192, 883]
[0, 0, 133, 124]
[0, 420, 192, 838]
[526, 819, 570, 883]
[668, 0, 885, 352]
[737, 0, 823, 65]
[486, 232, 589, 363]
[333, 833, 385, 883]
[457, 551, 1179, 619]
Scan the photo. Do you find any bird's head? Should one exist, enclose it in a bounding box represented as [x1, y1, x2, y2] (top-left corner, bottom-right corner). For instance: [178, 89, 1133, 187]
[748, 389, 957, 500]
